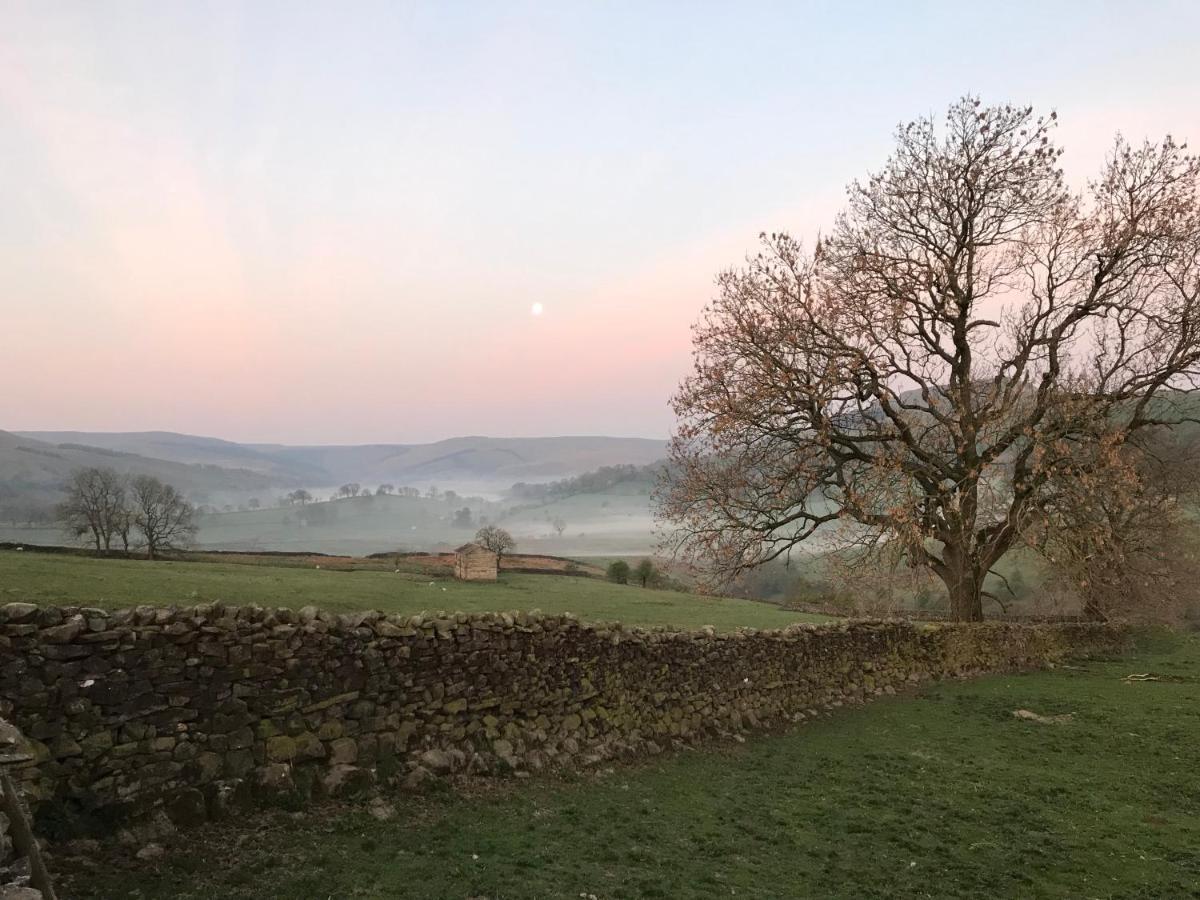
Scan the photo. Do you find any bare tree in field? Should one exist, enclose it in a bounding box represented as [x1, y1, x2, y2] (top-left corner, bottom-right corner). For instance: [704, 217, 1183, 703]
[475, 525, 515, 568]
[552, 516, 567, 537]
[130, 475, 197, 559]
[658, 98, 1200, 620]
[57, 467, 127, 554]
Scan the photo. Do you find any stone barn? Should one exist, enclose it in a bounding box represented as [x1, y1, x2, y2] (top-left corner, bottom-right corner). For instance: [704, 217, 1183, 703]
[454, 542, 498, 581]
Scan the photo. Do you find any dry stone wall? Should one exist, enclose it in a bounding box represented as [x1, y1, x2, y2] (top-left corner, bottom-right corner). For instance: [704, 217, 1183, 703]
[0, 601, 1126, 836]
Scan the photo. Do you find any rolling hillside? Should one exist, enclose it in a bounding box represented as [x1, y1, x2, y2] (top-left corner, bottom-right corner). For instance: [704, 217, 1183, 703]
[245, 435, 667, 492]
[0, 430, 301, 514]
[14, 431, 667, 496]
[0, 428, 883, 565]
[2, 430, 666, 555]
[497, 477, 657, 557]
[16, 430, 325, 483]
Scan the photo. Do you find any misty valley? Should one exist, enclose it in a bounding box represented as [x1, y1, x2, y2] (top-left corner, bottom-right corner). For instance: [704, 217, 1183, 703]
[3, 13, 1200, 894]
[0, 430, 663, 558]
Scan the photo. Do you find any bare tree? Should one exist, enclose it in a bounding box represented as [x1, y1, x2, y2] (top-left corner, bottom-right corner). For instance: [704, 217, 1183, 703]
[376, 484, 395, 496]
[286, 489, 313, 506]
[57, 467, 127, 554]
[113, 505, 135, 554]
[659, 98, 1200, 620]
[475, 525, 515, 568]
[130, 475, 197, 559]
[552, 516, 567, 537]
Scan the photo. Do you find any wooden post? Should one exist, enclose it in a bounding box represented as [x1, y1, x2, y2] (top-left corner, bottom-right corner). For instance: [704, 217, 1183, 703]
[0, 716, 58, 900]
[0, 769, 58, 900]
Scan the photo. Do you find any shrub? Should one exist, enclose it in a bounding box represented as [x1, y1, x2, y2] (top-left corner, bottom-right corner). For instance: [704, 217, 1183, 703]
[634, 559, 658, 588]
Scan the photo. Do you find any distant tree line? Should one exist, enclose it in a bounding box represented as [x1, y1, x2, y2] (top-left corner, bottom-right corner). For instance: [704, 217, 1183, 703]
[269, 484, 471, 508]
[201, 485, 491, 533]
[510, 463, 665, 502]
[607, 558, 670, 589]
[57, 467, 197, 558]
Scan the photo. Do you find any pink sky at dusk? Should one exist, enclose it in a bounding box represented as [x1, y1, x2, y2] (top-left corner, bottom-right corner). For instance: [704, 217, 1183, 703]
[2, 2, 1198, 444]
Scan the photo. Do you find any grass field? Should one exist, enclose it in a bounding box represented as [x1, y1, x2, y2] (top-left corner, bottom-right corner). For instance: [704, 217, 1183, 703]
[61, 631, 1200, 899]
[0, 550, 826, 632]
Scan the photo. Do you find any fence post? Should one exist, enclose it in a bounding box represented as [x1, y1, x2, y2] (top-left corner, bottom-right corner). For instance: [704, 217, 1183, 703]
[0, 718, 58, 900]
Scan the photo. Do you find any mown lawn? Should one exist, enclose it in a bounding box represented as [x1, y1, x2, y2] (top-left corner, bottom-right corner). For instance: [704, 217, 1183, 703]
[63, 632, 1200, 899]
[0, 550, 826, 632]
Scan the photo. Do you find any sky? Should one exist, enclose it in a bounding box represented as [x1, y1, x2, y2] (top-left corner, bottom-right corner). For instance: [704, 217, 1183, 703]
[2, 1, 1198, 444]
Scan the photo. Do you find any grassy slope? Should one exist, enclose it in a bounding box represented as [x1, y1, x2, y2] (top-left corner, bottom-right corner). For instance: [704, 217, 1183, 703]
[64, 633, 1200, 899]
[496, 481, 656, 554]
[0, 551, 825, 632]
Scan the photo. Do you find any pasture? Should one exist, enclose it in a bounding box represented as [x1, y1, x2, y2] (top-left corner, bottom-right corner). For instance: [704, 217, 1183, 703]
[0, 550, 826, 632]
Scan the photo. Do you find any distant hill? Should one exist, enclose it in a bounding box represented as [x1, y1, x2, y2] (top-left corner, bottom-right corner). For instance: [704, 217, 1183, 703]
[244, 435, 667, 490]
[16, 431, 667, 494]
[0, 430, 302, 517]
[14, 431, 325, 483]
[2, 430, 667, 533]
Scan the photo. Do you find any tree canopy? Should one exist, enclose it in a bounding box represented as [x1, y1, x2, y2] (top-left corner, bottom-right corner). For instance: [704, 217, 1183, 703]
[659, 98, 1200, 620]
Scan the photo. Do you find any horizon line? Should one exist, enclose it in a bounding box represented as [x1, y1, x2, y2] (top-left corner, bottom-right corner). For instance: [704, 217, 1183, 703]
[7, 427, 672, 448]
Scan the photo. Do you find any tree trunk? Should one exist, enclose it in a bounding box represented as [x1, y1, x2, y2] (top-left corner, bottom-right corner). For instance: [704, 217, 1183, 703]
[936, 540, 984, 624]
[948, 577, 984, 621]
[940, 550, 985, 621]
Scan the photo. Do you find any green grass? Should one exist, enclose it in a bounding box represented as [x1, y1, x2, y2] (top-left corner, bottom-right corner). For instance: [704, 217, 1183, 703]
[62, 632, 1200, 899]
[0, 550, 827, 632]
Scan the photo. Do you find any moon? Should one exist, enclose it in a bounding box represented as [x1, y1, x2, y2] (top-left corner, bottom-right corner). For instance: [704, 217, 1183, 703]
[530, 302, 544, 316]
